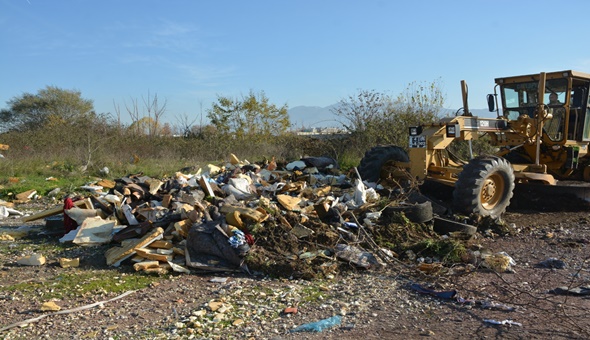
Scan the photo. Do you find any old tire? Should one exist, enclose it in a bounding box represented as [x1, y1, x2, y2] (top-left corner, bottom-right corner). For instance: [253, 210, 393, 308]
[453, 156, 515, 218]
[383, 201, 434, 223]
[358, 145, 409, 183]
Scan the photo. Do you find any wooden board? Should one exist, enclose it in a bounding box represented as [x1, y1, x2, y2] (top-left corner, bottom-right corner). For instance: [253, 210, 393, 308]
[105, 227, 164, 266]
[22, 199, 89, 222]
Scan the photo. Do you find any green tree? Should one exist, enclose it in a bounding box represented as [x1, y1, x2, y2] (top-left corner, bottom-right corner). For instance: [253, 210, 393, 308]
[333, 89, 392, 134]
[332, 79, 446, 154]
[207, 90, 291, 142]
[331, 89, 394, 155]
[0, 86, 95, 132]
[386, 78, 446, 148]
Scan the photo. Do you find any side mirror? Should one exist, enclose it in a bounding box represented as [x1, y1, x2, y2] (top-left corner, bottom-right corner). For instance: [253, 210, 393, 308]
[487, 94, 495, 112]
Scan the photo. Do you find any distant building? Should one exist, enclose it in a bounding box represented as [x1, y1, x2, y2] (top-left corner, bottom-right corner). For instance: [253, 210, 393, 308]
[295, 127, 349, 139]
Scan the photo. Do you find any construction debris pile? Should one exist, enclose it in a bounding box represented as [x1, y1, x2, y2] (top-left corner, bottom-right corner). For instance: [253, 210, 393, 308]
[21, 154, 444, 279]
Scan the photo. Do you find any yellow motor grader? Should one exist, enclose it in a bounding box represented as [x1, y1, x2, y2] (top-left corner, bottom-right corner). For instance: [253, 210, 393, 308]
[358, 70, 590, 218]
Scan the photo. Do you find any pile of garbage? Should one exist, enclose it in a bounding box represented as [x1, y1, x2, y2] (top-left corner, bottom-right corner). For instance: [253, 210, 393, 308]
[18, 154, 444, 279]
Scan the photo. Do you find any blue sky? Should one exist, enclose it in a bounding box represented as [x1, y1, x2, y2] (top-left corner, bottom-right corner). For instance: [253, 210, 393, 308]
[2, 0, 590, 126]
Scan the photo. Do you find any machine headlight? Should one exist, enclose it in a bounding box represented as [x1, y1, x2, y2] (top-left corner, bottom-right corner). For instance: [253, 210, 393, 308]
[409, 126, 423, 136]
[446, 124, 459, 138]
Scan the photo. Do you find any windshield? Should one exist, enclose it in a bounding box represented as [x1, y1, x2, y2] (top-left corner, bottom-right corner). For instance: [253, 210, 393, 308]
[501, 78, 568, 141]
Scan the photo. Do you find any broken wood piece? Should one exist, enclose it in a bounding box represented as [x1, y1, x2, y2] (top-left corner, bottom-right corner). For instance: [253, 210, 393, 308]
[133, 260, 160, 271]
[105, 227, 164, 266]
[314, 185, 332, 197]
[96, 179, 115, 189]
[314, 200, 331, 219]
[162, 194, 172, 208]
[219, 205, 269, 223]
[156, 248, 174, 255]
[135, 248, 173, 262]
[79, 198, 94, 210]
[148, 240, 173, 249]
[229, 153, 240, 165]
[143, 267, 168, 275]
[145, 178, 163, 195]
[277, 214, 292, 229]
[173, 219, 192, 238]
[137, 206, 167, 222]
[59, 257, 80, 268]
[199, 176, 215, 197]
[15, 189, 37, 202]
[90, 195, 113, 215]
[172, 247, 185, 256]
[167, 261, 191, 274]
[113, 221, 153, 242]
[185, 209, 200, 223]
[279, 181, 306, 194]
[0, 200, 15, 208]
[179, 203, 195, 217]
[124, 183, 146, 199]
[276, 194, 302, 211]
[130, 255, 145, 263]
[40, 301, 61, 312]
[193, 200, 212, 222]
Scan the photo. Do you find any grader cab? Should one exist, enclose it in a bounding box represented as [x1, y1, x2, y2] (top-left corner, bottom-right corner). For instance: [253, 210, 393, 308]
[358, 70, 590, 218]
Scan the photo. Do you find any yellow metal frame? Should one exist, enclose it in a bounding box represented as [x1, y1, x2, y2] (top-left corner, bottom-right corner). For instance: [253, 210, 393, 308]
[405, 71, 590, 187]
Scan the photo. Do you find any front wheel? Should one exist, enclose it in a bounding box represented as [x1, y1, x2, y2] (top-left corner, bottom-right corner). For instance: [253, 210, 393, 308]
[452, 156, 515, 218]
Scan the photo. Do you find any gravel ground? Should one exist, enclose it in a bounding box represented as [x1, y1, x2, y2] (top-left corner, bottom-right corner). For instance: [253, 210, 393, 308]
[1, 204, 590, 339]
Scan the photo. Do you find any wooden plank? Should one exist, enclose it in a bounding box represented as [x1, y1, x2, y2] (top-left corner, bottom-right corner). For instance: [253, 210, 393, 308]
[135, 248, 173, 262]
[133, 261, 160, 271]
[22, 199, 88, 222]
[148, 240, 173, 249]
[199, 176, 215, 197]
[105, 227, 164, 266]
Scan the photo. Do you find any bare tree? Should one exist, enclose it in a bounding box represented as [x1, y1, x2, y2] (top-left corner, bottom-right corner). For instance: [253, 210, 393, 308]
[122, 92, 167, 137]
[142, 91, 167, 137]
[125, 97, 141, 136]
[175, 113, 199, 138]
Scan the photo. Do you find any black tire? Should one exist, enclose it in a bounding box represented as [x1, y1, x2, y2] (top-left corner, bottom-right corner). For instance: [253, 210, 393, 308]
[383, 201, 433, 223]
[453, 156, 515, 218]
[358, 145, 409, 183]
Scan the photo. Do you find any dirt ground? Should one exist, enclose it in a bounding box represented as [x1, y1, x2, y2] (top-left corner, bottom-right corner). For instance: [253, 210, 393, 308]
[1, 190, 590, 339]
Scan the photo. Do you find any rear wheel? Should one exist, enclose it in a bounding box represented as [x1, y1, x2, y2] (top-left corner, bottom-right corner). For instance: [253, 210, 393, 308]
[358, 145, 409, 183]
[453, 156, 515, 218]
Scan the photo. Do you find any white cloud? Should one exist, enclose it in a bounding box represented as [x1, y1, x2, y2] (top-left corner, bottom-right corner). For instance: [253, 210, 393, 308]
[177, 64, 237, 87]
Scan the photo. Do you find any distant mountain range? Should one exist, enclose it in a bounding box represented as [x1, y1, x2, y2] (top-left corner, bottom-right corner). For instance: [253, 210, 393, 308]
[288, 104, 341, 129]
[287, 105, 496, 129]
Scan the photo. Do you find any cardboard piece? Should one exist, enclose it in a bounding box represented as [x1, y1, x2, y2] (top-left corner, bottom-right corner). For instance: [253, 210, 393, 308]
[72, 216, 116, 246]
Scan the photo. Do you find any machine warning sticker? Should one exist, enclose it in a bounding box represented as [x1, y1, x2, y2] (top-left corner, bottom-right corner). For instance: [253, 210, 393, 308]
[409, 136, 426, 148]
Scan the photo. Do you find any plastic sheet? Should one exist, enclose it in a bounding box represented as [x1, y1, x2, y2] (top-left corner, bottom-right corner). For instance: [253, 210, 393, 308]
[290, 315, 342, 333]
